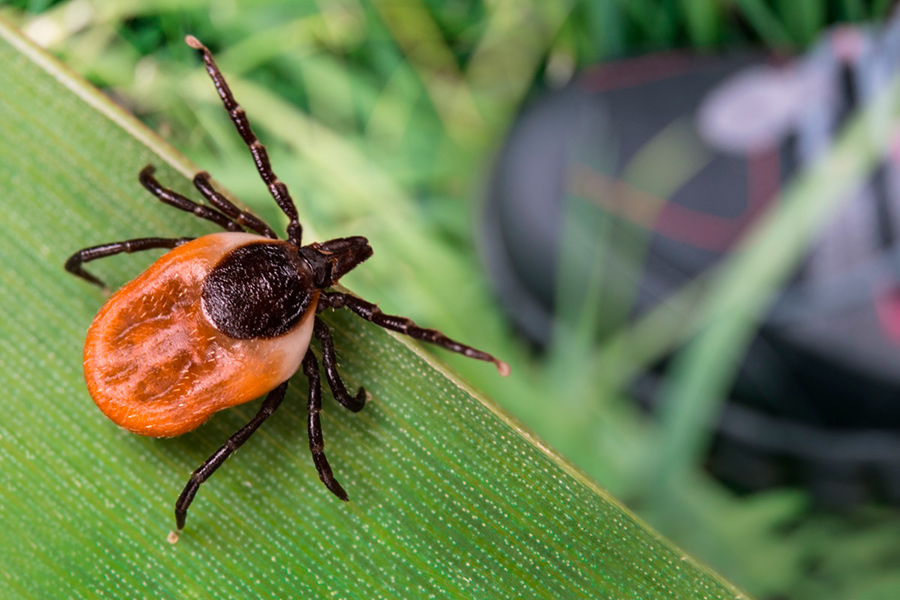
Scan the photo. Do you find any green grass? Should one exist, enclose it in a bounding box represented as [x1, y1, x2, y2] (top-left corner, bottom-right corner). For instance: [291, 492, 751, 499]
[2, 1, 899, 598]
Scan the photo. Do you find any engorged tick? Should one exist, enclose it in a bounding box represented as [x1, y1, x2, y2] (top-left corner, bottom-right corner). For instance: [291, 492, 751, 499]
[65, 35, 509, 543]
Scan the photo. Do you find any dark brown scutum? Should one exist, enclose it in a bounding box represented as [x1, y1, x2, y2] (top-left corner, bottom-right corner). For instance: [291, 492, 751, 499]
[202, 242, 314, 339]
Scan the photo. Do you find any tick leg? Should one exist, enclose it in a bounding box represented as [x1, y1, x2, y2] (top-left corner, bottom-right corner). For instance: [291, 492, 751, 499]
[302, 349, 349, 501]
[185, 36, 303, 246]
[172, 380, 289, 539]
[193, 171, 278, 239]
[314, 317, 366, 412]
[140, 166, 243, 232]
[322, 291, 511, 376]
[65, 237, 194, 289]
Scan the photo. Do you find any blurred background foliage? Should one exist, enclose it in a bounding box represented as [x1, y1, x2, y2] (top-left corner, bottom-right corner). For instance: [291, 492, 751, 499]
[3, 0, 900, 598]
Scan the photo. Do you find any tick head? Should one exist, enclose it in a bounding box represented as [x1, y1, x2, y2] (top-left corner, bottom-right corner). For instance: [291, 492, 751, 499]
[300, 236, 373, 289]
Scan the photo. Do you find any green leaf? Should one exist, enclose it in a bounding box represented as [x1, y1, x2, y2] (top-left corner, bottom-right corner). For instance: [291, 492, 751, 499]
[0, 18, 748, 599]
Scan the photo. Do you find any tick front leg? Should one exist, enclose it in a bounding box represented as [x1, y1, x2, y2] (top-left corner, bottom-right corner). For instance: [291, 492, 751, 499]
[170, 380, 289, 543]
[322, 291, 510, 376]
[313, 317, 367, 413]
[185, 36, 303, 246]
[302, 349, 349, 501]
[65, 237, 194, 289]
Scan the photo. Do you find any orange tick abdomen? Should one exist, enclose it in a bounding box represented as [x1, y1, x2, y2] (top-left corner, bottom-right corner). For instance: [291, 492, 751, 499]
[83, 232, 317, 437]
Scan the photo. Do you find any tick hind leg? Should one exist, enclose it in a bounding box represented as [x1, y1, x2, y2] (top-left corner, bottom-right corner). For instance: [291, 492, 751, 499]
[170, 380, 289, 542]
[65, 237, 194, 289]
[302, 349, 349, 501]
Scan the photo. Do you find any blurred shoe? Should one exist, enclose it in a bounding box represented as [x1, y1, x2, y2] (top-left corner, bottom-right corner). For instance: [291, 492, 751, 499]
[483, 18, 900, 508]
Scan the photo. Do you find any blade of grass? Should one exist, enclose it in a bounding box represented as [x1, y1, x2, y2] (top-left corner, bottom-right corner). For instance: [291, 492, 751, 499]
[733, 0, 795, 47]
[374, 0, 485, 144]
[776, 0, 826, 46]
[466, 0, 576, 128]
[0, 17, 748, 600]
[679, 0, 720, 48]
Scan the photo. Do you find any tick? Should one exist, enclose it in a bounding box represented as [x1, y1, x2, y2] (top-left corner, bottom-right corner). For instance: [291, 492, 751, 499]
[66, 35, 509, 542]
